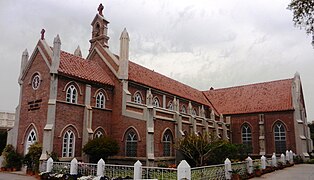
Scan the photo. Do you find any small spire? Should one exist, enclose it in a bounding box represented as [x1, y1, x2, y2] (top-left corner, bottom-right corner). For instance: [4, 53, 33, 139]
[120, 28, 130, 40]
[74, 46, 82, 57]
[97, 3, 104, 16]
[294, 71, 300, 78]
[41, 29, 46, 40]
[22, 49, 29, 56]
[53, 34, 61, 44]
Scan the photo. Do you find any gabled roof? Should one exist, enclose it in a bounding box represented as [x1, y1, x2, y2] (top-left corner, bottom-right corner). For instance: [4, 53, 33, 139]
[58, 51, 114, 86]
[203, 79, 294, 115]
[128, 61, 210, 105]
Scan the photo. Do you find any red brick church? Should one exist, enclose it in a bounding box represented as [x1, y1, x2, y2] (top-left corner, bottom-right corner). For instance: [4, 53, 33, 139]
[10, 4, 312, 165]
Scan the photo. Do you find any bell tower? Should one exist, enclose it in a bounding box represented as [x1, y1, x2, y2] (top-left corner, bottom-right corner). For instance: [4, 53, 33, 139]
[89, 3, 110, 51]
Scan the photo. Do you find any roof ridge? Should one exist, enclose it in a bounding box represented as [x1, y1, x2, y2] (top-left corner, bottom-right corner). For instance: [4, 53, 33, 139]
[205, 78, 293, 92]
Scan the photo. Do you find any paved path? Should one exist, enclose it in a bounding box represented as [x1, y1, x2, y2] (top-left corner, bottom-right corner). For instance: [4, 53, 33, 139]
[251, 164, 314, 180]
[0, 171, 36, 180]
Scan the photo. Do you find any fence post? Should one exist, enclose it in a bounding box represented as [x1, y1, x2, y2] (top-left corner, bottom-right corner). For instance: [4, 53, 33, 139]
[261, 156, 266, 169]
[224, 158, 232, 180]
[177, 160, 191, 180]
[70, 158, 78, 175]
[246, 157, 253, 174]
[280, 154, 285, 165]
[46, 157, 54, 172]
[97, 158, 105, 176]
[286, 150, 290, 162]
[134, 160, 142, 180]
[289, 150, 293, 163]
[271, 153, 277, 167]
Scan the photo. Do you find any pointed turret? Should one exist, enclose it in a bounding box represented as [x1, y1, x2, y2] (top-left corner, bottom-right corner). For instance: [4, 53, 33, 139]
[18, 49, 29, 83]
[89, 4, 110, 51]
[50, 35, 61, 74]
[118, 28, 130, 80]
[74, 46, 82, 57]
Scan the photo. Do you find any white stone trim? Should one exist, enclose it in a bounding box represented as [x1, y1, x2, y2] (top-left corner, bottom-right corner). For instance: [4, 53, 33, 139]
[58, 124, 81, 139]
[121, 126, 141, 142]
[62, 81, 83, 96]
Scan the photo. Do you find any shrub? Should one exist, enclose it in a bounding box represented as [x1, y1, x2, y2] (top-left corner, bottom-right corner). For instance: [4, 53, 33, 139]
[1, 144, 23, 170]
[23, 142, 42, 172]
[306, 159, 314, 164]
[83, 136, 119, 163]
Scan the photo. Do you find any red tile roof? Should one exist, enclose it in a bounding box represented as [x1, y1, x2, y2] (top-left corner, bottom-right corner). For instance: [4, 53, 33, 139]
[203, 79, 294, 115]
[128, 61, 210, 105]
[58, 51, 114, 86]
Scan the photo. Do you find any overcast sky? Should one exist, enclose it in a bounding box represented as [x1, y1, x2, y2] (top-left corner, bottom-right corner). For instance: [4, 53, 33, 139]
[0, 0, 313, 122]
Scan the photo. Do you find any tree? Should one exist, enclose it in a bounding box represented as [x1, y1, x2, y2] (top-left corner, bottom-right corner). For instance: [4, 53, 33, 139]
[2, 144, 23, 170]
[23, 142, 42, 172]
[175, 132, 223, 167]
[83, 136, 119, 163]
[288, 0, 314, 45]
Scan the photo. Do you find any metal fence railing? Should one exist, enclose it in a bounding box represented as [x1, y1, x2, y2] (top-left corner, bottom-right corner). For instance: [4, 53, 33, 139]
[191, 163, 225, 180]
[142, 166, 177, 180]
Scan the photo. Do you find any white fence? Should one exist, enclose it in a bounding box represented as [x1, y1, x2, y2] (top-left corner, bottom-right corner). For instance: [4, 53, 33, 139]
[41, 151, 294, 180]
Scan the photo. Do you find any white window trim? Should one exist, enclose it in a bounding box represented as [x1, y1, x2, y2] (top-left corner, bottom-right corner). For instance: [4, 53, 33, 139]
[62, 130, 75, 158]
[96, 92, 105, 108]
[25, 129, 37, 155]
[66, 85, 77, 104]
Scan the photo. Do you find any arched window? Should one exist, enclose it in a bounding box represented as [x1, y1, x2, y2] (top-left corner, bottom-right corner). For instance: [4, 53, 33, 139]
[66, 85, 77, 104]
[162, 130, 173, 156]
[241, 124, 252, 153]
[181, 105, 187, 114]
[192, 108, 197, 116]
[274, 122, 286, 154]
[96, 92, 105, 108]
[94, 129, 104, 138]
[153, 97, 160, 107]
[25, 129, 37, 155]
[168, 101, 173, 110]
[125, 129, 137, 157]
[62, 130, 75, 157]
[134, 92, 142, 104]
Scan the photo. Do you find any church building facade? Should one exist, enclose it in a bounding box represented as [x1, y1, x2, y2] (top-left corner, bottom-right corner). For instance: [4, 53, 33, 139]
[11, 4, 312, 165]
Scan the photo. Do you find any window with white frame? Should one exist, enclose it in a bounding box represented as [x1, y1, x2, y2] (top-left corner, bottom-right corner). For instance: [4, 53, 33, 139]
[66, 85, 77, 103]
[168, 101, 173, 110]
[134, 92, 142, 104]
[125, 129, 137, 157]
[181, 105, 187, 114]
[25, 129, 37, 155]
[94, 130, 104, 138]
[31, 74, 41, 90]
[241, 124, 252, 153]
[96, 92, 105, 108]
[153, 97, 160, 107]
[163, 130, 172, 156]
[62, 130, 75, 157]
[274, 122, 286, 154]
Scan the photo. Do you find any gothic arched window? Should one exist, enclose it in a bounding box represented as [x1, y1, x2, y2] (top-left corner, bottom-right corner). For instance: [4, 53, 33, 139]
[96, 92, 105, 108]
[94, 130, 104, 138]
[162, 130, 173, 156]
[181, 105, 187, 114]
[62, 130, 75, 157]
[66, 85, 77, 104]
[168, 101, 173, 110]
[241, 124, 252, 153]
[274, 122, 286, 154]
[192, 108, 197, 116]
[134, 92, 142, 104]
[153, 97, 160, 107]
[25, 129, 37, 155]
[125, 129, 138, 157]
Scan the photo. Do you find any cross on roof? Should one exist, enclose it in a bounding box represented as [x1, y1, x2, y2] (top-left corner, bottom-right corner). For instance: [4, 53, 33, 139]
[98, 3, 104, 16]
[41, 29, 45, 40]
